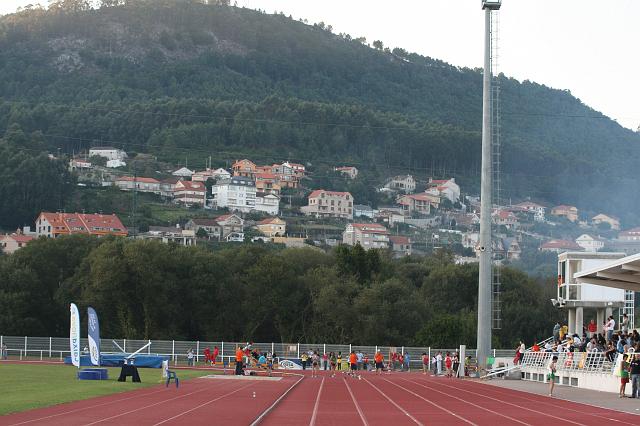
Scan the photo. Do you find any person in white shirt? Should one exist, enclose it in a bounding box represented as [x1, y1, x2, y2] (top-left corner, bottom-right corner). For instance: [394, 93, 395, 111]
[573, 335, 581, 347]
[606, 316, 616, 341]
[517, 341, 525, 364]
[436, 352, 443, 375]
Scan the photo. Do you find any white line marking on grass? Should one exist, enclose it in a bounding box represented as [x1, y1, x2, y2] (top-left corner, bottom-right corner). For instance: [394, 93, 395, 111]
[309, 377, 324, 426]
[401, 378, 529, 426]
[343, 377, 369, 426]
[153, 382, 253, 425]
[382, 377, 477, 425]
[362, 378, 423, 425]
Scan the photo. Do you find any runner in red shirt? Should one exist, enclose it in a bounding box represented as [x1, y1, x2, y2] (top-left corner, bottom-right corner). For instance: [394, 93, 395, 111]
[203, 347, 211, 365]
[374, 352, 384, 375]
[212, 346, 219, 365]
[445, 353, 453, 378]
[349, 351, 358, 377]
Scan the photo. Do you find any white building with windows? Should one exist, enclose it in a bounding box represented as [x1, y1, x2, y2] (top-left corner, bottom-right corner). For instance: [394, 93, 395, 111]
[211, 176, 256, 213]
[301, 190, 353, 219]
[343, 223, 390, 250]
[89, 147, 127, 161]
[255, 193, 280, 215]
[575, 234, 605, 252]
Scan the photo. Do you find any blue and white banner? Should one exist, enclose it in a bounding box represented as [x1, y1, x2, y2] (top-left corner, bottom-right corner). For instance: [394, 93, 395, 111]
[69, 303, 81, 368]
[87, 307, 101, 366]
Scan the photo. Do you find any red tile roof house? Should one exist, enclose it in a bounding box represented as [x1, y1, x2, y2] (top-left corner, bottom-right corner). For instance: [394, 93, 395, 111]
[173, 180, 206, 206]
[389, 235, 412, 256]
[35, 212, 128, 238]
[540, 239, 583, 253]
[0, 232, 35, 254]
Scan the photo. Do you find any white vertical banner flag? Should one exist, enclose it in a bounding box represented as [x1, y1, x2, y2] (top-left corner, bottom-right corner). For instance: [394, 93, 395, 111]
[69, 303, 81, 368]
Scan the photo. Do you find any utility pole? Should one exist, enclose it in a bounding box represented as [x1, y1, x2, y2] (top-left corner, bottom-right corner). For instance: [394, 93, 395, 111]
[477, 0, 501, 373]
[131, 163, 138, 237]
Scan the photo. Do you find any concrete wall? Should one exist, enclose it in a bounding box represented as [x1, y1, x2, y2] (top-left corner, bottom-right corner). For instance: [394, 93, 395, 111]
[521, 366, 619, 393]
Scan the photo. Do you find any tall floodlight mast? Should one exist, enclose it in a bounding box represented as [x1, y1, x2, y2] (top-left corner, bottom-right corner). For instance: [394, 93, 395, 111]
[477, 0, 501, 373]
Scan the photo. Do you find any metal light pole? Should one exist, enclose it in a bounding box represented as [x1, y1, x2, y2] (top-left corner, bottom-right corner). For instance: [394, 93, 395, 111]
[477, 0, 501, 372]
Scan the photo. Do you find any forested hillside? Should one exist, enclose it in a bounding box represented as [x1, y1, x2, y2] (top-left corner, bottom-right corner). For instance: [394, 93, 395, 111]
[0, 235, 560, 348]
[1, 0, 639, 223]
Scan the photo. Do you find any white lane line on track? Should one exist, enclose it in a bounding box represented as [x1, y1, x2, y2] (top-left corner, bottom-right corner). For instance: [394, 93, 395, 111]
[417, 378, 584, 425]
[382, 377, 477, 425]
[343, 377, 369, 426]
[83, 380, 238, 425]
[9, 387, 171, 426]
[250, 375, 305, 426]
[400, 378, 529, 426]
[464, 379, 637, 422]
[153, 382, 254, 425]
[362, 377, 423, 425]
[309, 377, 325, 426]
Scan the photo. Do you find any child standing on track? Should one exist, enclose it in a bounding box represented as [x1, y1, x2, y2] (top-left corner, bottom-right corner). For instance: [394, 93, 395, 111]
[548, 355, 558, 396]
[620, 354, 630, 398]
[337, 352, 342, 371]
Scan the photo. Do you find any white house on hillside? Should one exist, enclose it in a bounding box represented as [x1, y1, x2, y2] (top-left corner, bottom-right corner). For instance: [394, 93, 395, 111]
[89, 147, 127, 161]
[513, 201, 546, 222]
[592, 214, 620, 231]
[576, 234, 605, 252]
[384, 175, 416, 193]
[343, 223, 389, 250]
[428, 178, 460, 202]
[172, 167, 194, 178]
[212, 176, 256, 212]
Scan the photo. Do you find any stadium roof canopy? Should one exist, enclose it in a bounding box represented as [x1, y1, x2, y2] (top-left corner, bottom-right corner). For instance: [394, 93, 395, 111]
[575, 252, 640, 292]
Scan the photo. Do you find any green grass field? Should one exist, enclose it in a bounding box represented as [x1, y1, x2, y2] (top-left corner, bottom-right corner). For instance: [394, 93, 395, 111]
[0, 363, 212, 416]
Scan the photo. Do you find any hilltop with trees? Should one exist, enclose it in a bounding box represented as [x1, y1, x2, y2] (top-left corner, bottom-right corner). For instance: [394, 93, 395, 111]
[0, 0, 638, 229]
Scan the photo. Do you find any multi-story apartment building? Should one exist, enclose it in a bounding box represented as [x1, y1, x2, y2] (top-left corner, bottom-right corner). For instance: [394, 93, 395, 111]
[301, 190, 353, 219]
[212, 176, 257, 212]
[343, 223, 389, 250]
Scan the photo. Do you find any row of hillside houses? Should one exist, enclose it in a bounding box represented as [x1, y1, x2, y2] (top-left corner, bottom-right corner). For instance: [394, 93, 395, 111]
[342, 223, 412, 256]
[114, 176, 209, 207]
[460, 232, 522, 260]
[301, 178, 462, 221]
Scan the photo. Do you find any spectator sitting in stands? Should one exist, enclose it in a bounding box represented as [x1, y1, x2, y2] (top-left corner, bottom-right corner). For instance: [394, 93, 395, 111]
[544, 341, 553, 352]
[605, 342, 617, 362]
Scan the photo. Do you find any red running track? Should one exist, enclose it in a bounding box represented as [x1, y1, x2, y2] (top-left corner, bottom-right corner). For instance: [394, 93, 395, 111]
[2, 370, 639, 425]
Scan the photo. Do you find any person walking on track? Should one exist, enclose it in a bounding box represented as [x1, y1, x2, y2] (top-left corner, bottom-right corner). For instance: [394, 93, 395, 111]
[235, 346, 244, 375]
[375, 351, 384, 375]
[548, 355, 558, 396]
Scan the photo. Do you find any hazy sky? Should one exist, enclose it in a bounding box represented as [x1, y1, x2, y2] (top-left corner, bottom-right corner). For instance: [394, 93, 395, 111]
[2, 0, 638, 130]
